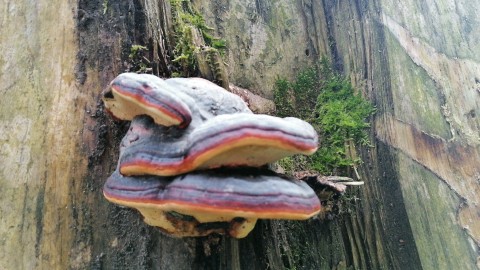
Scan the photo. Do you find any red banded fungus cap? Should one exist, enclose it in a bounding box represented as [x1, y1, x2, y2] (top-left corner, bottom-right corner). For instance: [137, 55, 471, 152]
[103, 168, 321, 238]
[118, 114, 318, 176]
[103, 73, 193, 128]
[103, 74, 252, 129]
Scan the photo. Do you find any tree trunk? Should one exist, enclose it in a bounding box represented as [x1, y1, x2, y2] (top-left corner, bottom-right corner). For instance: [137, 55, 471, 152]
[1, 0, 478, 269]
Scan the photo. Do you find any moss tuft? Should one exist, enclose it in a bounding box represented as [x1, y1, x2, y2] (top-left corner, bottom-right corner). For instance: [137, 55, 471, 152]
[128, 45, 151, 73]
[170, 0, 227, 77]
[274, 57, 375, 175]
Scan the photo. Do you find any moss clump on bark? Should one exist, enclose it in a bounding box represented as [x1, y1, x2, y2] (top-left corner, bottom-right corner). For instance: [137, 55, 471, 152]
[128, 45, 151, 73]
[169, 0, 227, 78]
[274, 57, 375, 175]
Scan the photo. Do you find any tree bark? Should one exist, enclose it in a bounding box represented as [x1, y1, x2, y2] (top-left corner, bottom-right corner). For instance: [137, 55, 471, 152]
[1, 0, 479, 269]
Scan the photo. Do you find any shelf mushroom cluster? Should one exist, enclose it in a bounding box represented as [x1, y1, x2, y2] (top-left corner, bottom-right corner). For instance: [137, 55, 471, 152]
[102, 73, 322, 238]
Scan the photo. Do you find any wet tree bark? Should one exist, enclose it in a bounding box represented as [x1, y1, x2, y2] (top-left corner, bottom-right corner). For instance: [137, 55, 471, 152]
[1, 0, 478, 269]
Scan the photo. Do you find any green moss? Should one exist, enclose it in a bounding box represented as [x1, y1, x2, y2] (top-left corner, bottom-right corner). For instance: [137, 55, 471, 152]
[129, 45, 147, 58]
[273, 78, 295, 118]
[276, 155, 310, 176]
[171, 24, 196, 74]
[128, 45, 151, 73]
[205, 47, 225, 86]
[273, 57, 375, 175]
[169, 0, 227, 76]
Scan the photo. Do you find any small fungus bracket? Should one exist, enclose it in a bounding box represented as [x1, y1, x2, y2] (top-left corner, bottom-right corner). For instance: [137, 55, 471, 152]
[102, 73, 322, 238]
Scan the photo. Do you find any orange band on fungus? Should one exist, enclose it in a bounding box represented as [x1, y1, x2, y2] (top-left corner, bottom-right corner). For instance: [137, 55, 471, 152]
[119, 114, 318, 176]
[102, 73, 322, 238]
[103, 73, 192, 128]
[103, 169, 321, 238]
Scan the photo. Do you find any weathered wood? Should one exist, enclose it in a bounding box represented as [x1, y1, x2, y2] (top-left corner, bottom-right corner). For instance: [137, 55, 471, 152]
[1, 0, 479, 269]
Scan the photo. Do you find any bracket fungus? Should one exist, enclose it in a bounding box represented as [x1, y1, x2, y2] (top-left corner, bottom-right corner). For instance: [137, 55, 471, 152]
[119, 114, 317, 176]
[103, 73, 251, 128]
[103, 73, 193, 128]
[102, 73, 321, 238]
[104, 168, 320, 238]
